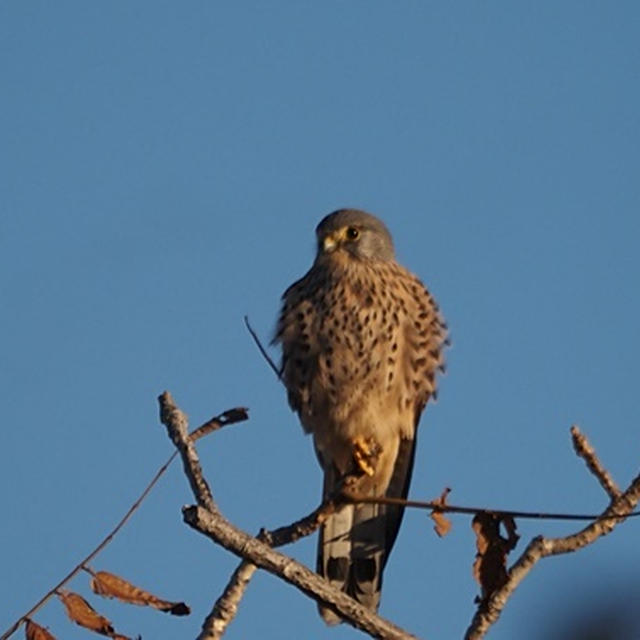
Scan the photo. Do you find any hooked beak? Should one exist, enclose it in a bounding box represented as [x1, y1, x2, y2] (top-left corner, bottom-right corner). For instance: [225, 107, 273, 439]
[322, 232, 340, 253]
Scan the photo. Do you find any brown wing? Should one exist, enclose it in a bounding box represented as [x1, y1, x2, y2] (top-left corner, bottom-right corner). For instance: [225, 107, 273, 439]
[377, 265, 448, 567]
[272, 268, 321, 420]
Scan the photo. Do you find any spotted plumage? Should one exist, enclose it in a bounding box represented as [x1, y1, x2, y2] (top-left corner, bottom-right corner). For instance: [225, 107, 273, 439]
[274, 209, 447, 622]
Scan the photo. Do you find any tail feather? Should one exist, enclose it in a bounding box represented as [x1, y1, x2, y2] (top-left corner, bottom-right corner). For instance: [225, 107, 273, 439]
[316, 436, 417, 624]
[348, 501, 385, 610]
[317, 504, 354, 624]
[317, 501, 388, 623]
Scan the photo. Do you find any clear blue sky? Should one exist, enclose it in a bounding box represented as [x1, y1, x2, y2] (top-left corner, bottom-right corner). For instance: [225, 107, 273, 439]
[2, 3, 640, 639]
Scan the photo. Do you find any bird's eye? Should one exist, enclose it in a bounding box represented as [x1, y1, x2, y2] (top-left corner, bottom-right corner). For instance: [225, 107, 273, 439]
[346, 227, 360, 240]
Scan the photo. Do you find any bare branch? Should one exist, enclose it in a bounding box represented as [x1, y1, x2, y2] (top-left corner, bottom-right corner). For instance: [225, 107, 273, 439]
[464, 445, 640, 639]
[159, 392, 419, 640]
[571, 425, 622, 500]
[197, 560, 258, 640]
[159, 391, 217, 512]
[184, 505, 419, 640]
[263, 493, 341, 548]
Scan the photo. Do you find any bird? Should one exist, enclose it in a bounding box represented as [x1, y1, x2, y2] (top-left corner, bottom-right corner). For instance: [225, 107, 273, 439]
[273, 208, 447, 623]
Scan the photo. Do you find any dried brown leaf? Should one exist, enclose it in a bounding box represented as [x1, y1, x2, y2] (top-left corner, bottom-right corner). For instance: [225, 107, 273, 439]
[58, 590, 115, 635]
[472, 513, 520, 607]
[25, 619, 56, 640]
[90, 570, 190, 616]
[430, 487, 452, 537]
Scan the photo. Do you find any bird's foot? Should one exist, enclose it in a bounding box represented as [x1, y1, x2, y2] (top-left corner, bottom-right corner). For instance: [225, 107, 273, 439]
[351, 436, 381, 477]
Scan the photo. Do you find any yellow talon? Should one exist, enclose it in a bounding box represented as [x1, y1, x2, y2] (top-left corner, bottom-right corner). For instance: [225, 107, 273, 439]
[351, 435, 381, 477]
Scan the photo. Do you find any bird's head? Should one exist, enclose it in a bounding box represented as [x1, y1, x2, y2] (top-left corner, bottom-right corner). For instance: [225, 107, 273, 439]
[314, 209, 395, 262]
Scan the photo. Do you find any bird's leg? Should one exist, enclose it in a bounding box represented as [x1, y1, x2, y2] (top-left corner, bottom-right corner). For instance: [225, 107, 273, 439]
[350, 435, 381, 477]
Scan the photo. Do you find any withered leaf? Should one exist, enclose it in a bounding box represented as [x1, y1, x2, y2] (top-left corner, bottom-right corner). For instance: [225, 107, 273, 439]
[472, 513, 520, 607]
[25, 619, 56, 640]
[430, 487, 452, 537]
[90, 570, 190, 616]
[58, 590, 115, 635]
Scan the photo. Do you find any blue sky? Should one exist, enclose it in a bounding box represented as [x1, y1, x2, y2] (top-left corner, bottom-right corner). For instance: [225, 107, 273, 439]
[2, 2, 640, 639]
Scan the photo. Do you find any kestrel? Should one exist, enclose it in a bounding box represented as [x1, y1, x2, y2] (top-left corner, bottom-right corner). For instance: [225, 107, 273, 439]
[274, 209, 447, 623]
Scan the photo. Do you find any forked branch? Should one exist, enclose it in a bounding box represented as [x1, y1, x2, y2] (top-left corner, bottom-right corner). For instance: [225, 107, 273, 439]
[158, 391, 418, 640]
[464, 426, 640, 640]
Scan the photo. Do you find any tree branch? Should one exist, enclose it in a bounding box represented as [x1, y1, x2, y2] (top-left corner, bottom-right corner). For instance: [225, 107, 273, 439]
[158, 391, 419, 640]
[197, 560, 258, 640]
[464, 427, 640, 640]
[184, 505, 418, 640]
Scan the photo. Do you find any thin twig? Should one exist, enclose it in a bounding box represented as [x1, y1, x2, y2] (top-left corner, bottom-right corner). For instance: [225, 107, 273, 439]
[1, 407, 248, 640]
[347, 493, 640, 521]
[244, 315, 281, 379]
[0, 451, 177, 640]
[264, 491, 343, 547]
[571, 425, 622, 500]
